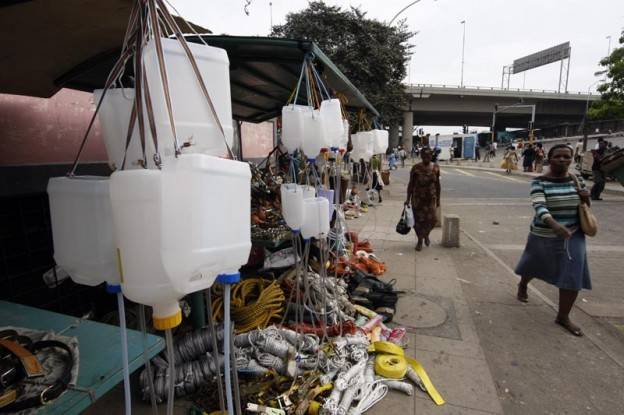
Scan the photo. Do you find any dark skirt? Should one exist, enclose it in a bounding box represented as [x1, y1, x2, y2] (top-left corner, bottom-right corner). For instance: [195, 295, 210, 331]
[515, 230, 592, 291]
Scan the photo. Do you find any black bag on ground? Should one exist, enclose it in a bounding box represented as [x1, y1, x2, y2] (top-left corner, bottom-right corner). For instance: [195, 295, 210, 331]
[396, 206, 411, 235]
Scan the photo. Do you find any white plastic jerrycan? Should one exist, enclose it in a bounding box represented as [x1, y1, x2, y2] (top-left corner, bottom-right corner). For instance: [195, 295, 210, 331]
[362, 131, 375, 161]
[110, 154, 251, 329]
[47, 176, 120, 287]
[94, 88, 160, 170]
[109, 168, 181, 328]
[281, 184, 316, 231]
[302, 110, 327, 160]
[281, 184, 305, 231]
[301, 185, 316, 200]
[319, 99, 344, 148]
[352, 132, 373, 161]
[161, 154, 251, 285]
[301, 197, 330, 240]
[143, 38, 234, 157]
[372, 129, 389, 154]
[338, 120, 349, 149]
[281, 105, 311, 153]
[318, 188, 335, 220]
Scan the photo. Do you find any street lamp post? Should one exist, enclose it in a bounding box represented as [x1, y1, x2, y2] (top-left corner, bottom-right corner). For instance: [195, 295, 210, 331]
[606, 35, 612, 57]
[389, 0, 422, 25]
[460, 20, 466, 87]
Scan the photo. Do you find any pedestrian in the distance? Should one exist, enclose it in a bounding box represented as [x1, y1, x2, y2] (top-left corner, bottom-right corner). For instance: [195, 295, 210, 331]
[515, 144, 591, 337]
[475, 145, 481, 161]
[522, 143, 536, 172]
[590, 139, 608, 200]
[534, 142, 545, 173]
[398, 147, 407, 168]
[501, 146, 518, 174]
[406, 148, 441, 251]
[483, 143, 491, 162]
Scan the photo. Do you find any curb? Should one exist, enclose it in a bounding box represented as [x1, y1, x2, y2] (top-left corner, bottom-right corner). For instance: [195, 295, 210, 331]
[438, 163, 624, 196]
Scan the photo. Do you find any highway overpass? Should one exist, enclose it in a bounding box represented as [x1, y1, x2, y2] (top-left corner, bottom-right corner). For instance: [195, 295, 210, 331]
[397, 84, 600, 147]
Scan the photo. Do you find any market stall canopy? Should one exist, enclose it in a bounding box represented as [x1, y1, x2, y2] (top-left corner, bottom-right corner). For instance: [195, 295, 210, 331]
[0, 0, 210, 98]
[0, 0, 379, 122]
[179, 36, 380, 122]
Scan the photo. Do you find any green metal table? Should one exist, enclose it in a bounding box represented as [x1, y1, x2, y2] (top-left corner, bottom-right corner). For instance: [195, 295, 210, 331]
[0, 300, 164, 415]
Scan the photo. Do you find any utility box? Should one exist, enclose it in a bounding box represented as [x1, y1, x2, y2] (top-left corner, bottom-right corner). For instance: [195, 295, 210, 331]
[442, 214, 460, 248]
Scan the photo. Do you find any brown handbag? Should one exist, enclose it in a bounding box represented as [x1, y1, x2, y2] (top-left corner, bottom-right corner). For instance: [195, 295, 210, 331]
[570, 174, 598, 237]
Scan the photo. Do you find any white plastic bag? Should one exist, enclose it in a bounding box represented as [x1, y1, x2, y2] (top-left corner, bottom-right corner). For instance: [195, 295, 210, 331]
[404, 204, 415, 228]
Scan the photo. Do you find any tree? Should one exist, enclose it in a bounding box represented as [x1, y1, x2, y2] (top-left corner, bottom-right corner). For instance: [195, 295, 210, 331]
[589, 30, 624, 120]
[271, 2, 414, 127]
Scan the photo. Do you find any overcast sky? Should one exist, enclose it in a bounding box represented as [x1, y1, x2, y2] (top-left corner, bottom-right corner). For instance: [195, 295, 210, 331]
[169, 0, 623, 133]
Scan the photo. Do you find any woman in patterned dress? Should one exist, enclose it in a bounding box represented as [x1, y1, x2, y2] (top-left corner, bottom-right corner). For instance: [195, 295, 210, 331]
[406, 148, 441, 251]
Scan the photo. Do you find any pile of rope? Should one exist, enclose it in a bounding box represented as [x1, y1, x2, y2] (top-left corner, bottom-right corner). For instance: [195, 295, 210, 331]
[139, 326, 321, 402]
[282, 270, 355, 327]
[211, 278, 285, 333]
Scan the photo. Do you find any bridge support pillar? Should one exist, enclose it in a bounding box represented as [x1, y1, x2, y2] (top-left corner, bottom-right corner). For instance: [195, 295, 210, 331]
[402, 111, 413, 150]
[389, 122, 399, 150]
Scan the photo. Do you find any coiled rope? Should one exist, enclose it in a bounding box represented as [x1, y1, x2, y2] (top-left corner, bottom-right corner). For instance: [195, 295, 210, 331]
[211, 278, 285, 333]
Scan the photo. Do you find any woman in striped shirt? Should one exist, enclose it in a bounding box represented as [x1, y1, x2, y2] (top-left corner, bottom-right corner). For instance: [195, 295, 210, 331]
[515, 144, 592, 336]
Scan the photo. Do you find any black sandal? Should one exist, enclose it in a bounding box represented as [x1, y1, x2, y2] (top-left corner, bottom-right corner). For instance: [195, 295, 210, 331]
[555, 317, 584, 337]
[516, 284, 528, 303]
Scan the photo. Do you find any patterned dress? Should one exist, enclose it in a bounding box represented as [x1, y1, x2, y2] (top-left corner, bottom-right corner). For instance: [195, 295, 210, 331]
[407, 163, 440, 238]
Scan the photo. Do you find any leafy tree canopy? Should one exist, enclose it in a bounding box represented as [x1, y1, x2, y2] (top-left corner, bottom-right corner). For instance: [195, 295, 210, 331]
[589, 30, 624, 119]
[271, 1, 414, 126]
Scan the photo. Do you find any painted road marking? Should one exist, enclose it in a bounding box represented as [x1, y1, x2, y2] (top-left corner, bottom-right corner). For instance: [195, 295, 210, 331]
[485, 171, 525, 183]
[454, 169, 475, 177]
[487, 244, 624, 253]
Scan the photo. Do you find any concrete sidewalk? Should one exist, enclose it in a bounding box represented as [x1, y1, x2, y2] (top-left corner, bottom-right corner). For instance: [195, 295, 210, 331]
[353, 168, 624, 414]
[348, 176, 505, 414]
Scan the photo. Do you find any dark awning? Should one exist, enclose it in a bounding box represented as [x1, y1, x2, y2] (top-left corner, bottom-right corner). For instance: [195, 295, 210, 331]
[181, 36, 380, 122]
[0, 0, 210, 98]
[0, 0, 378, 121]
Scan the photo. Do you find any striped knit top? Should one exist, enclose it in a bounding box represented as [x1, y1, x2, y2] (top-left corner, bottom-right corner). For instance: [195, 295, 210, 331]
[530, 175, 584, 238]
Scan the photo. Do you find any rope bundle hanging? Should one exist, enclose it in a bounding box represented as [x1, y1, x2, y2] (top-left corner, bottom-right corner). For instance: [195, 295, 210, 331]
[211, 279, 285, 333]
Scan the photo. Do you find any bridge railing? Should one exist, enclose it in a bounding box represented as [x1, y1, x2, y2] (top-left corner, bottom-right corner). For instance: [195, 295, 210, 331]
[406, 83, 597, 96]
